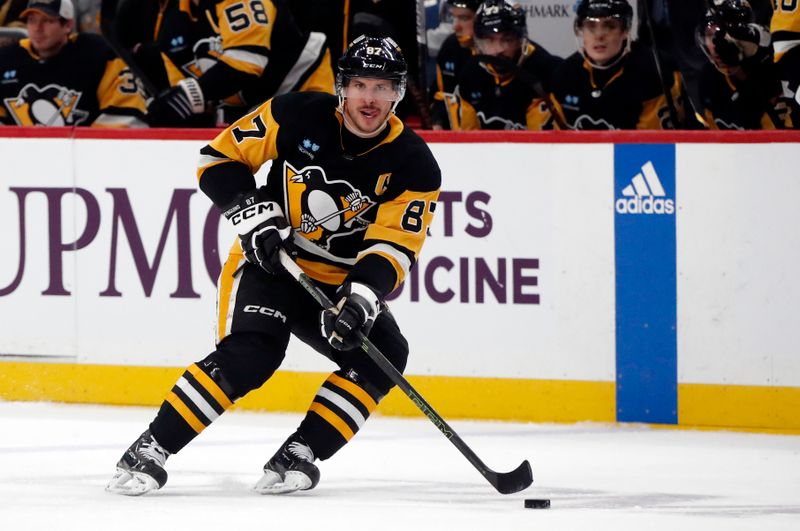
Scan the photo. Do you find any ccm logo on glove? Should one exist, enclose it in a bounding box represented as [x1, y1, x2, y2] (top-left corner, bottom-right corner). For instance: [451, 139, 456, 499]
[229, 202, 278, 229]
[222, 190, 293, 275]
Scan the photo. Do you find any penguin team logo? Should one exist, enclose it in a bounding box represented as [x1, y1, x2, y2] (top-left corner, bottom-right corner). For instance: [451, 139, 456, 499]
[573, 114, 615, 130]
[283, 161, 375, 248]
[477, 111, 525, 130]
[4, 83, 89, 126]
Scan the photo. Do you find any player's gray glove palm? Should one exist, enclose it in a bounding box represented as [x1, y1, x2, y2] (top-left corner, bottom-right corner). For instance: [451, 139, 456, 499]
[320, 282, 379, 350]
[223, 190, 292, 275]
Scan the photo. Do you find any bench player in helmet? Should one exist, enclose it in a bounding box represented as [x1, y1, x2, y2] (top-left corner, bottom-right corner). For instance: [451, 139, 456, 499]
[106, 35, 441, 496]
[696, 0, 792, 129]
[770, 0, 800, 126]
[547, 0, 682, 129]
[0, 0, 147, 127]
[455, 0, 563, 130]
[429, 0, 480, 130]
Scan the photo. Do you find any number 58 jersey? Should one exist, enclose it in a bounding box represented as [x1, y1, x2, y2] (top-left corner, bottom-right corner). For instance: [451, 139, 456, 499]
[198, 91, 442, 297]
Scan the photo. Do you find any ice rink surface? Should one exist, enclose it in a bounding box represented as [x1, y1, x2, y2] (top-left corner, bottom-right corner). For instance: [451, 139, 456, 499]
[1, 402, 798, 531]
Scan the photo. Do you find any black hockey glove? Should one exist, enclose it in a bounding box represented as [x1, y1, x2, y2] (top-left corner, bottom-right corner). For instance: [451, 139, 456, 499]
[320, 282, 380, 351]
[147, 78, 205, 126]
[712, 29, 745, 66]
[713, 23, 769, 66]
[222, 190, 293, 275]
[725, 23, 768, 47]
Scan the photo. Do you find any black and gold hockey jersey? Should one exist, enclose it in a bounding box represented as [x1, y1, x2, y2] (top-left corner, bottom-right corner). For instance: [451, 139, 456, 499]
[456, 40, 563, 131]
[0, 0, 26, 28]
[0, 33, 147, 127]
[115, 0, 333, 109]
[547, 44, 681, 130]
[770, 0, 800, 62]
[697, 52, 793, 130]
[197, 92, 441, 297]
[429, 33, 475, 130]
[114, 0, 206, 92]
[769, 0, 800, 127]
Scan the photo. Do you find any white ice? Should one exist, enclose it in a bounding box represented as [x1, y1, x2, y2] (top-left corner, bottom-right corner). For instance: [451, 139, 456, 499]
[1, 401, 798, 530]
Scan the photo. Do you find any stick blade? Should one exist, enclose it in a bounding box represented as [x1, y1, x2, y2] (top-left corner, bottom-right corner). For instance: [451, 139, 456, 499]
[490, 460, 533, 494]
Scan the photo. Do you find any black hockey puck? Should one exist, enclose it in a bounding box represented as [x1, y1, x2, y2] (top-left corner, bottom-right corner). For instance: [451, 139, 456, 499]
[524, 498, 551, 509]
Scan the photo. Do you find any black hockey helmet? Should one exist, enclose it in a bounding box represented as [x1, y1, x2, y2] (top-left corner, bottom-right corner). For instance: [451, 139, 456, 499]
[338, 35, 407, 81]
[706, 0, 753, 27]
[446, 0, 482, 11]
[336, 35, 407, 105]
[695, 0, 754, 70]
[574, 0, 633, 32]
[473, 0, 527, 40]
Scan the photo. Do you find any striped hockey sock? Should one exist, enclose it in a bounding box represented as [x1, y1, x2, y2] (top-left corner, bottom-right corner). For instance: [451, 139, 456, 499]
[298, 370, 383, 460]
[150, 363, 235, 453]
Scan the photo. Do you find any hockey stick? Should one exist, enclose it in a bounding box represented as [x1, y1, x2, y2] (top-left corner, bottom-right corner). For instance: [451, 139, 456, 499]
[278, 249, 533, 495]
[473, 54, 572, 130]
[411, 0, 433, 129]
[637, 0, 681, 128]
[100, 0, 160, 97]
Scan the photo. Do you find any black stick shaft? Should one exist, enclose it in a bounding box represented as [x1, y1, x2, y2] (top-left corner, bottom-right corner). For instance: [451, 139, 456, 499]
[413, 0, 432, 129]
[638, 0, 680, 128]
[278, 250, 532, 494]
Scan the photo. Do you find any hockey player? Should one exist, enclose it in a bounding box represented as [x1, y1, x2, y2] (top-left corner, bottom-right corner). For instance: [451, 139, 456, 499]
[106, 35, 441, 496]
[455, 0, 563, 130]
[117, 0, 335, 126]
[0, 0, 147, 127]
[429, 0, 479, 130]
[770, 0, 800, 126]
[696, 0, 792, 129]
[547, 0, 682, 130]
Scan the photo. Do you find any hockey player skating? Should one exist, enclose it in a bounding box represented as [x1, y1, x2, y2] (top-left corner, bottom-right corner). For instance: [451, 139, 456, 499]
[106, 35, 441, 496]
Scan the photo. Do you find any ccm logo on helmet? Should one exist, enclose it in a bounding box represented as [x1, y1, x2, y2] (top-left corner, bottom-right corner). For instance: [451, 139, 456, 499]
[230, 202, 275, 226]
[243, 305, 287, 323]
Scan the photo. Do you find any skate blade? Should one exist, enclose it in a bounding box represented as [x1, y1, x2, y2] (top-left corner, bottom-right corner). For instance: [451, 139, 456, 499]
[254, 471, 311, 495]
[106, 468, 159, 496]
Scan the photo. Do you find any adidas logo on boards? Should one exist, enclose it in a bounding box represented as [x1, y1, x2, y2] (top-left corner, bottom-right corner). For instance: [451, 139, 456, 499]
[615, 161, 675, 215]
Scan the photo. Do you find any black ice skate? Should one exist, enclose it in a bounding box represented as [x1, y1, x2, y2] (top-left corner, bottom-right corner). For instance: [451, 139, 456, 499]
[106, 429, 170, 496]
[254, 433, 320, 494]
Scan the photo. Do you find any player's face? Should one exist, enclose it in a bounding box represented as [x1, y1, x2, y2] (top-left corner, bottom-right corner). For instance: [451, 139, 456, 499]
[700, 24, 729, 69]
[26, 12, 72, 59]
[580, 17, 627, 65]
[475, 32, 521, 61]
[342, 77, 396, 135]
[450, 7, 475, 45]
[703, 33, 722, 65]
